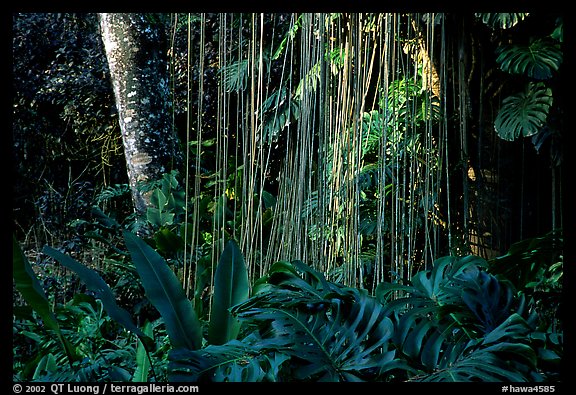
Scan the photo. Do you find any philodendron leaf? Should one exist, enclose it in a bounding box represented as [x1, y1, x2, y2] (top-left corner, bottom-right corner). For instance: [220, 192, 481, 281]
[415, 342, 537, 382]
[43, 245, 152, 349]
[123, 230, 202, 350]
[494, 82, 552, 141]
[475, 13, 529, 30]
[208, 239, 249, 345]
[496, 39, 562, 80]
[168, 340, 266, 382]
[13, 236, 76, 365]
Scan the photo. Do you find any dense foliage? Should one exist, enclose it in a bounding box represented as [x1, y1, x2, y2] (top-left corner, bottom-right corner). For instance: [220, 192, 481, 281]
[13, 12, 565, 383]
[13, 227, 562, 382]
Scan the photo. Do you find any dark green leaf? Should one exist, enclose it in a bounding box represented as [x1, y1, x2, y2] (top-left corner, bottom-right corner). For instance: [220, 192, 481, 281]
[496, 39, 562, 80]
[168, 340, 265, 382]
[482, 313, 532, 345]
[153, 227, 185, 255]
[133, 321, 154, 382]
[124, 230, 202, 350]
[494, 82, 553, 141]
[13, 236, 76, 365]
[42, 245, 154, 349]
[208, 240, 250, 345]
[14, 237, 60, 333]
[232, 266, 401, 382]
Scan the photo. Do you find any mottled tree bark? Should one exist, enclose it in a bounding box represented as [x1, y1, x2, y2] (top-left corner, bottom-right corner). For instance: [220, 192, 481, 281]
[99, 13, 182, 221]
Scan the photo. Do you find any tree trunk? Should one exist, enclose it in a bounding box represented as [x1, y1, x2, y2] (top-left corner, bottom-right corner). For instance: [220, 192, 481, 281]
[98, 13, 182, 222]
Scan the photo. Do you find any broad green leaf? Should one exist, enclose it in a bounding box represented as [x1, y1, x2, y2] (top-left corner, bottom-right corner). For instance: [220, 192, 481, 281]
[496, 39, 562, 80]
[415, 341, 537, 382]
[411, 257, 453, 300]
[551, 19, 563, 42]
[261, 190, 277, 209]
[232, 274, 400, 382]
[32, 353, 58, 380]
[403, 318, 435, 360]
[123, 230, 202, 350]
[459, 271, 516, 332]
[109, 366, 133, 381]
[147, 188, 175, 227]
[538, 348, 561, 363]
[482, 313, 532, 345]
[208, 239, 250, 345]
[420, 328, 445, 369]
[494, 82, 552, 141]
[488, 229, 563, 291]
[153, 227, 184, 255]
[150, 188, 168, 209]
[146, 207, 175, 227]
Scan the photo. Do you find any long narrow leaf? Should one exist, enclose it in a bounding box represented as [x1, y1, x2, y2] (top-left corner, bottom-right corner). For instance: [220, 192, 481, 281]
[133, 321, 154, 382]
[43, 245, 150, 343]
[14, 237, 60, 333]
[123, 230, 201, 350]
[13, 236, 76, 365]
[208, 239, 249, 345]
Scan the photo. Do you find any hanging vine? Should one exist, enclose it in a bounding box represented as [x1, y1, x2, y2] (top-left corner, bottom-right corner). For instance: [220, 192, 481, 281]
[164, 11, 561, 302]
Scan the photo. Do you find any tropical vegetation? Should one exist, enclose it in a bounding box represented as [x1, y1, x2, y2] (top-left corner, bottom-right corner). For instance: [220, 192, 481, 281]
[12, 12, 564, 383]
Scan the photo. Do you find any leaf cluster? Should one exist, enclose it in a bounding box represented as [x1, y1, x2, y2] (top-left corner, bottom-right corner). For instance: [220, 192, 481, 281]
[479, 13, 563, 162]
[14, 227, 562, 382]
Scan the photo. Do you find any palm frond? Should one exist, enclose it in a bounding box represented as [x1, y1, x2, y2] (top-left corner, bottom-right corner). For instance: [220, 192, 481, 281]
[219, 59, 249, 92]
[259, 85, 300, 143]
